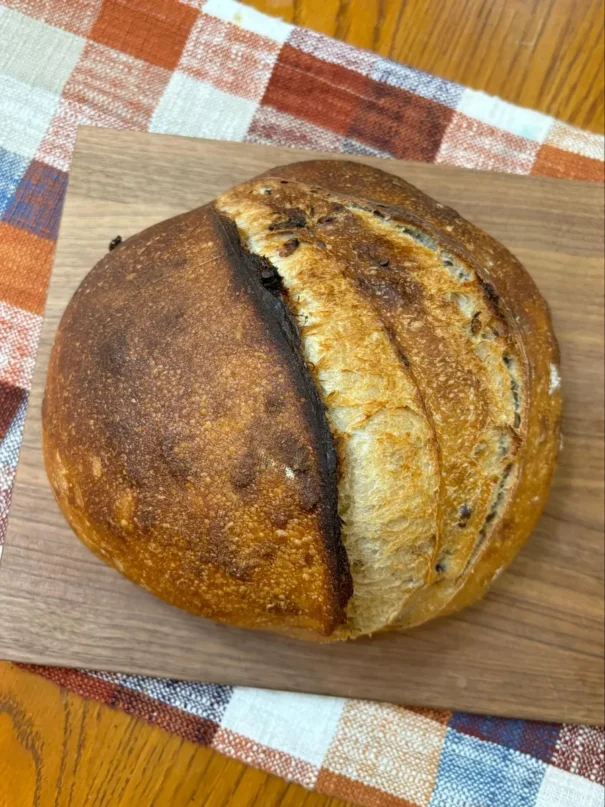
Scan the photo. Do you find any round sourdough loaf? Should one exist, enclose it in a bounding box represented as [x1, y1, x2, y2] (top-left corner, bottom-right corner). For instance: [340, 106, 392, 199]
[42, 160, 561, 640]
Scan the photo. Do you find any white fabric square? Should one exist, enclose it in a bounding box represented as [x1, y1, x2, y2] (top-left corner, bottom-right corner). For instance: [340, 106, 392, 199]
[536, 765, 604, 807]
[36, 97, 121, 173]
[221, 687, 345, 767]
[458, 88, 552, 143]
[150, 72, 257, 141]
[0, 393, 27, 551]
[0, 146, 28, 215]
[0, 300, 42, 390]
[0, 393, 27, 469]
[203, 0, 293, 44]
[0, 8, 85, 96]
[0, 74, 59, 160]
[546, 121, 605, 160]
[289, 27, 377, 76]
[324, 701, 447, 805]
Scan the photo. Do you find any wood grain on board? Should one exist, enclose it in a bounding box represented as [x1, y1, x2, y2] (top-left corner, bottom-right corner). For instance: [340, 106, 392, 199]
[0, 127, 602, 725]
[246, 0, 605, 134]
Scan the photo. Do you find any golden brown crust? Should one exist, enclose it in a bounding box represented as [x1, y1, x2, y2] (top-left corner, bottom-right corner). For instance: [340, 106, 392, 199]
[42, 203, 352, 638]
[43, 158, 561, 640]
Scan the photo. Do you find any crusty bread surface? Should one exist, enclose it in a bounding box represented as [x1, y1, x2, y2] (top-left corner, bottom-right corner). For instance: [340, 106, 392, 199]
[43, 203, 352, 640]
[42, 159, 561, 640]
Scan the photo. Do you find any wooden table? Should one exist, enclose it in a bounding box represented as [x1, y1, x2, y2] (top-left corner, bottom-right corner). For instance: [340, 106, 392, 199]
[1, 2, 603, 806]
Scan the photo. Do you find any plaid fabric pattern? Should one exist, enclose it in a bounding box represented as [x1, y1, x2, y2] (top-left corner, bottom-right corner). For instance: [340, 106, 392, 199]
[1, 1, 604, 805]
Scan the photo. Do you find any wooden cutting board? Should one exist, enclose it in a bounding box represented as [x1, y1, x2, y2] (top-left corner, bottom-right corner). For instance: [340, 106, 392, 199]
[1, 127, 603, 725]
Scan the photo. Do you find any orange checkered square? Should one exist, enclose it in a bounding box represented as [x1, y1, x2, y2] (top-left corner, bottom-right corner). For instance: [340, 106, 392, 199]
[0, 223, 54, 315]
[90, 0, 198, 70]
[262, 44, 369, 135]
[532, 144, 605, 182]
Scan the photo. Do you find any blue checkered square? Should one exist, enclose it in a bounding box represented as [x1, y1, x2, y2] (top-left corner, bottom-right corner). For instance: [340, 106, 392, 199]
[115, 673, 233, 725]
[3, 158, 67, 240]
[370, 59, 464, 109]
[429, 728, 547, 807]
[449, 713, 561, 763]
[0, 146, 28, 216]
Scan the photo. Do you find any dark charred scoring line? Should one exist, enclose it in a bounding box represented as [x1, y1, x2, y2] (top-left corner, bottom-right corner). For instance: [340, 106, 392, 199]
[337, 195, 524, 579]
[345, 197, 482, 282]
[211, 207, 353, 613]
[333, 243, 445, 576]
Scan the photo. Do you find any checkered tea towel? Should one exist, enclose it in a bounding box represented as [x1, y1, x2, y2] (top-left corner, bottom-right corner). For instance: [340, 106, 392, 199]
[1, 1, 604, 805]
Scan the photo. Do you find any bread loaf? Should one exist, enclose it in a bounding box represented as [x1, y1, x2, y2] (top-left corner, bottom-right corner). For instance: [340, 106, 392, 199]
[42, 160, 561, 640]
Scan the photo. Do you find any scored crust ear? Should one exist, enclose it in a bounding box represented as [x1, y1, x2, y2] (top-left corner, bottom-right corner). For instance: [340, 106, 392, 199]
[217, 183, 441, 637]
[226, 159, 561, 629]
